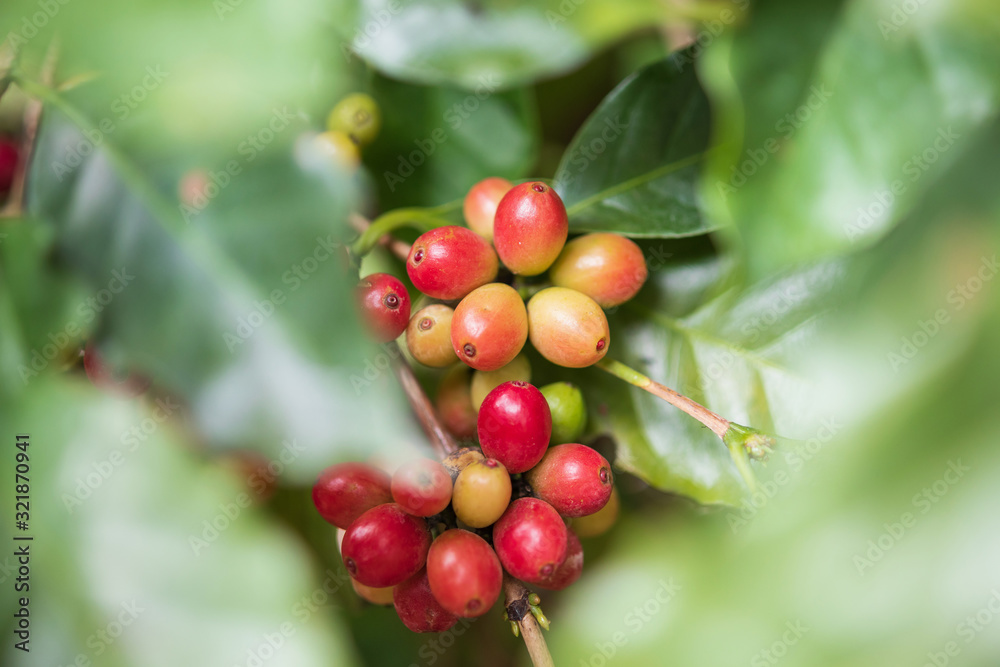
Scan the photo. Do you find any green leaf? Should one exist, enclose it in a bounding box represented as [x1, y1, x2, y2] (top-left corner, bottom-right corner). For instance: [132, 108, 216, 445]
[587, 249, 844, 505]
[700, 0, 1000, 279]
[554, 51, 714, 238]
[364, 74, 539, 209]
[349, 0, 667, 90]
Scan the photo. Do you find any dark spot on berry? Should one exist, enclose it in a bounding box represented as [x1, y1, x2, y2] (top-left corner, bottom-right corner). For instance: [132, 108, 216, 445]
[599, 467, 611, 484]
[540, 563, 554, 578]
[466, 598, 482, 613]
[345, 558, 357, 575]
[384, 293, 400, 309]
[418, 317, 433, 331]
[463, 343, 476, 358]
[532, 183, 547, 193]
[412, 247, 425, 264]
[596, 338, 607, 352]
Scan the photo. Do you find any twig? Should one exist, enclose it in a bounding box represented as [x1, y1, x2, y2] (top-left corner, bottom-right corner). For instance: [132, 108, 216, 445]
[504, 576, 554, 667]
[349, 212, 411, 261]
[387, 341, 457, 457]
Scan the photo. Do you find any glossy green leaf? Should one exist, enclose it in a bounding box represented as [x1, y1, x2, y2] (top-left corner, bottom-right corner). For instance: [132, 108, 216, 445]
[554, 52, 714, 237]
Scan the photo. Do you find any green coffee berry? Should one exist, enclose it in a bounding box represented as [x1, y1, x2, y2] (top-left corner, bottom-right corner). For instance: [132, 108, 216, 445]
[539, 382, 586, 444]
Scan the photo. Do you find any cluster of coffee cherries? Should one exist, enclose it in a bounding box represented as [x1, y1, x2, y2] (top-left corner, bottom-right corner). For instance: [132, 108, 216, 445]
[314, 176, 648, 632]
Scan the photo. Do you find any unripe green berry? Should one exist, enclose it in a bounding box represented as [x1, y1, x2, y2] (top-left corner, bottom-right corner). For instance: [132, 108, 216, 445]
[539, 382, 586, 444]
[406, 305, 458, 367]
[550, 233, 648, 307]
[527, 287, 610, 368]
[327, 92, 381, 146]
[452, 458, 512, 528]
[451, 283, 528, 371]
[470, 353, 531, 411]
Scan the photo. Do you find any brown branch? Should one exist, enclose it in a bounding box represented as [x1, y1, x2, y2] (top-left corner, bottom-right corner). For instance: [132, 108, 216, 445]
[349, 212, 411, 261]
[504, 575, 554, 667]
[387, 341, 458, 457]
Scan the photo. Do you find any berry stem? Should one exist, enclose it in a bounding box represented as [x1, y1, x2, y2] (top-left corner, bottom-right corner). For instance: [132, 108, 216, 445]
[387, 341, 458, 457]
[350, 198, 461, 258]
[504, 575, 554, 667]
[596, 358, 772, 492]
[349, 213, 411, 261]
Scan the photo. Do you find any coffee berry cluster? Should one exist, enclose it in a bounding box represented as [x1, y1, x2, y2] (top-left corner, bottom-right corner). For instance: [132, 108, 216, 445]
[313, 171, 648, 633]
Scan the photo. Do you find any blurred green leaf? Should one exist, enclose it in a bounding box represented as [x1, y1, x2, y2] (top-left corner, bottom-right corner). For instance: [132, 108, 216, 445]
[554, 52, 713, 238]
[348, 0, 666, 90]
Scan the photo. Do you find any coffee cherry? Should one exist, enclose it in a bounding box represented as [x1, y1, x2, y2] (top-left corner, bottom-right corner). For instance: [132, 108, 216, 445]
[427, 529, 503, 617]
[527, 287, 610, 368]
[451, 283, 527, 371]
[452, 459, 512, 528]
[407, 226, 498, 300]
[539, 382, 587, 444]
[83, 341, 151, 397]
[492, 498, 568, 585]
[393, 568, 458, 632]
[493, 181, 568, 275]
[463, 177, 512, 241]
[352, 579, 395, 606]
[536, 529, 583, 591]
[470, 353, 531, 411]
[550, 233, 648, 307]
[406, 305, 458, 367]
[357, 273, 410, 343]
[572, 487, 620, 538]
[435, 365, 477, 440]
[441, 446, 485, 481]
[327, 93, 381, 146]
[478, 381, 551, 473]
[526, 444, 613, 517]
[315, 130, 361, 169]
[341, 503, 430, 588]
[0, 136, 18, 196]
[313, 462, 393, 529]
[391, 458, 453, 517]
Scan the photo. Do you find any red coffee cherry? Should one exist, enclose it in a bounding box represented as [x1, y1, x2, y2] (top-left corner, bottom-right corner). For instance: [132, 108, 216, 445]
[427, 529, 503, 618]
[527, 287, 610, 368]
[452, 458, 512, 528]
[407, 226, 499, 300]
[463, 177, 512, 241]
[526, 443, 613, 517]
[536, 529, 583, 591]
[492, 498, 568, 585]
[357, 273, 411, 343]
[391, 458, 453, 517]
[493, 181, 568, 275]
[435, 365, 478, 440]
[478, 381, 552, 474]
[451, 283, 528, 371]
[312, 462, 393, 529]
[393, 568, 458, 633]
[550, 233, 648, 307]
[83, 341, 151, 397]
[470, 353, 531, 411]
[406, 305, 458, 367]
[341, 503, 431, 588]
[0, 136, 18, 196]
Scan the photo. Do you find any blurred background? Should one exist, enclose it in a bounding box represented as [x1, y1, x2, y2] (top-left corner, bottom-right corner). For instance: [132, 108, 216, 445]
[2, 0, 1000, 665]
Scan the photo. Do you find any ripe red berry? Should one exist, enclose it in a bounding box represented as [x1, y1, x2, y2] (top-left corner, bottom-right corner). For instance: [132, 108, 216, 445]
[83, 341, 151, 397]
[0, 137, 20, 196]
[427, 529, 503, 617]
[526, 444, 613, 517]
[391, 458, 453, 517]
[451, 283, 528, 372]
[313, 462, 393, 529]
[478, 381, 551, 474]
[357, 273, 410, 343]
[435, 365, 478, 440]
[492, 498, 568, 585]
[463, 177, 512, 241]
[393, 568, 458, 632]
[550, 233, 648, 307]
[407, 226, 498, 300]
[341, 503, 431, 588]
[493, 181, 568, 275]
[527, 287, 610, 368]
[536, 529, 583, 591]
[406, 304, 458, 367]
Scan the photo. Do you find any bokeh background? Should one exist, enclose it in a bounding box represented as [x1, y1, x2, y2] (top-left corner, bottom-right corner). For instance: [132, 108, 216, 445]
[2, 0, 1000, 665]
